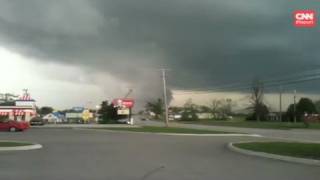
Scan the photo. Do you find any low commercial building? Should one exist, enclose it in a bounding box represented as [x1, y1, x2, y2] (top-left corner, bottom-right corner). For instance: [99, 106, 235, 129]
[65, 111, 83, 123]
[65, 108, 95, 124]
[0, 92, 37, 122]
[196, 113, 214, 119]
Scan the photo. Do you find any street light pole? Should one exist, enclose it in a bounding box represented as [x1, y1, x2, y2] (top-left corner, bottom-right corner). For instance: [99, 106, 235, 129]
[161, 69, 169, 127]
[279, 86, 282, 122]
[294, 90, 297, 123]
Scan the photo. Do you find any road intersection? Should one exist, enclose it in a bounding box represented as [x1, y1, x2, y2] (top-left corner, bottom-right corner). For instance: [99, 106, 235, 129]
[0, 126, 319, 180]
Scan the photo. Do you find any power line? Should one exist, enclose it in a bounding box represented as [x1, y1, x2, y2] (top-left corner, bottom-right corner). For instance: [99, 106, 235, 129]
[173, 68, 320, 92]
[174, 71, 320, 95]
[294, 90, 297, 123]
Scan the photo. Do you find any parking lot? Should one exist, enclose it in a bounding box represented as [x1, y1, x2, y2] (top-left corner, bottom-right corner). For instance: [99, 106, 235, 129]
[0, 128, 319, 180]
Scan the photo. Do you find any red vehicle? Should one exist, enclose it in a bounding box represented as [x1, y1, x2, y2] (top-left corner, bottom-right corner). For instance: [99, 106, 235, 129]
[0, 120, 30, 132]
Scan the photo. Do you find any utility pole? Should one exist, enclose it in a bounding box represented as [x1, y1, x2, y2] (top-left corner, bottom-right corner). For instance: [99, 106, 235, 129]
[294, 90, 297, 123]
[279, 86, 282, 122]
[161, 69, 169, 127]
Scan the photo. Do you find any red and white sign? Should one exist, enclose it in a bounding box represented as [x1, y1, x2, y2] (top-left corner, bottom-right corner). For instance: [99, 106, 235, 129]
[14, 110, 25, 116]
[293, 10, 316, 28]
[112, 98, 135, 108]
[0, 109, 36, 116]
[20, 94, 32, 101]
[0, 112, 9, 116]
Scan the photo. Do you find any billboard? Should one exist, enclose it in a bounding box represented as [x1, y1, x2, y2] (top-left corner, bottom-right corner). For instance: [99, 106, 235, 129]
[112, 98, 135, 108]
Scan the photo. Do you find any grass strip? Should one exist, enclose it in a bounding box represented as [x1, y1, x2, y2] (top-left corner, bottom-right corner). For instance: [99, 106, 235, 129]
[0, 141, 33, 147]
[183, 120, 320, 130]
[234, 142, 320, 160]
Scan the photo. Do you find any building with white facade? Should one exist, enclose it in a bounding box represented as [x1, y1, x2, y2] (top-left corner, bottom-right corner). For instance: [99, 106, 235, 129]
[0, 90, 37, 122]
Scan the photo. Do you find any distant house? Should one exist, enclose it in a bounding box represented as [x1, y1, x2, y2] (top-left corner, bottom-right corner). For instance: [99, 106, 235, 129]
[167, 113, 182, 121]
[268, 112, 279, 121]
[43, 112, 65, 124]
[65, 108, 95, 124]
[196, 113, 214, 120]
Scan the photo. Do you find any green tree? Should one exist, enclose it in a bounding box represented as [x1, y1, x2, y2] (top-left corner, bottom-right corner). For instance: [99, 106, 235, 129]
[208, 99, 229, 120]
[247, 79, 269, 121]
[209, 99, 221, 115]
[286, 104, 295, 122]
[217, 99, 234, 119]
[39, 106, 54, 116]
[198, 105, 210, 113]
[246, 103, 269, 121]
[169, 106, 183, 114]
[98, 101, 118, 124]
[296, 98, 317, 121]
[314, 100, 320, 113]
[181, 99, 198, 121]
[145, 98, 163, 119]
[223, 98, 233, 115]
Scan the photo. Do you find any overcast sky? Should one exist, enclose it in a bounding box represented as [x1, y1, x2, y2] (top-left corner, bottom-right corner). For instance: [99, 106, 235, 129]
[0, 0, 319, 109]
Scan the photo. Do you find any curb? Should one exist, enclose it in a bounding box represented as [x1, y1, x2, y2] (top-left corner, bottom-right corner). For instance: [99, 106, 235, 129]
[228, 142, 320, 166]
[152, 133, 262, 137]
[0, 142, 43, 151]
[31, 124, 140, 129]
[77, 128, 262, 137]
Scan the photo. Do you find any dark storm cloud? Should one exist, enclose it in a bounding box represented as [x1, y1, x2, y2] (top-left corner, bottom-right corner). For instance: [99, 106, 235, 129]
[0, 0, 319, 98]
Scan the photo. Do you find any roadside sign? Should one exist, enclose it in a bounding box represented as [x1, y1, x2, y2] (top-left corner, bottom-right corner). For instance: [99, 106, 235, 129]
[82, 110, 91, 121]
[117, 108, 130, 115]
[112, 98, 135, 108]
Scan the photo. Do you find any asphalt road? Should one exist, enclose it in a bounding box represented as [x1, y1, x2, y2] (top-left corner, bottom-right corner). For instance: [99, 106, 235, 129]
[134, 117, 320, 143]
[170, 122, 320, 142]
[0, 128, 319, 180]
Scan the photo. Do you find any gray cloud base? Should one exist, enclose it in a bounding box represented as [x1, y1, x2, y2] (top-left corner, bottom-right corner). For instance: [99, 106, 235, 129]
[0, 0, 319, 102]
